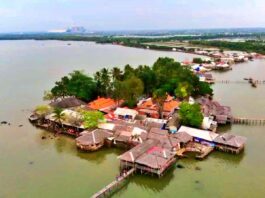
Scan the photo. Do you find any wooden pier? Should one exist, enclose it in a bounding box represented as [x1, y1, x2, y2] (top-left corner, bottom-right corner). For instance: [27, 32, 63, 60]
[232, 117, 265, 125]
[216, 80, 265, 85]
[91, 168, 136, 198]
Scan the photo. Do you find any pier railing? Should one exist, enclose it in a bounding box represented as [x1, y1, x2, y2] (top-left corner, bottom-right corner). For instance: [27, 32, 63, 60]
[91, 168, 135, 198]
[215, 80, 265, 84]
[232, 117, 265, 125]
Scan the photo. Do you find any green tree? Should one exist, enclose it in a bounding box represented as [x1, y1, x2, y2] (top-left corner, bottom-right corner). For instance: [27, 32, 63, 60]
[136, 65, 157, 96]
[53, 107, 65, 126]
[122, 76, 144, 107]
[179, 102, 203, 128]
[81, 111, 105, 129]
[35, 105, 53, 117]
[43, 90, 56, 101]
[152, 89, 167, 119]
[100, 68, 111, 96]
[51, 70, 96, 101]
[123, 64, 135, 79]
[111, 67, 123, 81]
[193, 57, 203, 64]
[175, 82, 192, 100]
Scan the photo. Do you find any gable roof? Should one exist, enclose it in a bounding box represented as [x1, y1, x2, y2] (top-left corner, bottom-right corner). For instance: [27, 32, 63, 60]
[136, 146, 174, 169]
[177, 126, 218, 142]
[213, 133, 247, 148]
[137, 95, 181, 114]
[50, 97, 86, 108]
[118, 139, 159, 162]
[76, 129, 113, 145]
[88, 97, 121, 111]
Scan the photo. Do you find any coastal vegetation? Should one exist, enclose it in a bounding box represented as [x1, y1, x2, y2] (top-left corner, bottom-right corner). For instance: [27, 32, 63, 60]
[190, 40, 265, 55]
[50, 70, 97, 101]
[179, 102, 203, 128]
[1, 33, 264, 54]
[46, 57, 213, 108]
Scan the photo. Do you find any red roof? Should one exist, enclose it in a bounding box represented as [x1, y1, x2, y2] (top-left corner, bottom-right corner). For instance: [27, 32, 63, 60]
[137, 95, 181, 114]
[88, 97, 123, 111]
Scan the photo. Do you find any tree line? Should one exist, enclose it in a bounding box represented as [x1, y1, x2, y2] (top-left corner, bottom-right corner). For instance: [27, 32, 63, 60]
[190, 40, 265, 55]
[46, 57, 213, 107]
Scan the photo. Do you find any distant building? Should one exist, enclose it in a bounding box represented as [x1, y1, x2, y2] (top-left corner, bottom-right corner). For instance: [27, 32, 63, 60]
[66, 26, 86, 33]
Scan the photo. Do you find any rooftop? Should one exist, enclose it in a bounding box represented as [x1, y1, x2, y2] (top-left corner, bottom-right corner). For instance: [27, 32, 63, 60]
[50, 97, 86, 109]
[88, 97, 122, 112]
[177, 126, 219, 142]
[214, 133, 247, 148]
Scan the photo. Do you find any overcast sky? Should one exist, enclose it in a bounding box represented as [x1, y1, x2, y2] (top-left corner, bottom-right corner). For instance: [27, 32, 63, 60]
[0, 0, 265, 32]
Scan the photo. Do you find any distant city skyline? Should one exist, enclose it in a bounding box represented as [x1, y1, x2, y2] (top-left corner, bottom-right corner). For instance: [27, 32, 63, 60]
[0, 0, 265, 33]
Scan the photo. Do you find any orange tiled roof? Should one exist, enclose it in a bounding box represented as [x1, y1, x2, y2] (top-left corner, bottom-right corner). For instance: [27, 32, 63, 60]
[138, 95, 181, 113]
[88, 97, 120, 110]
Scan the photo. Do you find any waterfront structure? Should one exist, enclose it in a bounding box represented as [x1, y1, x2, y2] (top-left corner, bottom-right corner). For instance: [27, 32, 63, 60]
[119, 139, 176, 177]
[76, 129, 113, 151]
[213, 133, 247, 154]
[197, 97, 232, 124]
[50, 97, 86, 109]
[177, 126, 219, 143]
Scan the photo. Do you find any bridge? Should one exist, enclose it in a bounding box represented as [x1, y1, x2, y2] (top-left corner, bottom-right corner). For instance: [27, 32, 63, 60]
[232, 117, 265, 125]
[91, 168, 136, 198]
[215, 80, 265, 84]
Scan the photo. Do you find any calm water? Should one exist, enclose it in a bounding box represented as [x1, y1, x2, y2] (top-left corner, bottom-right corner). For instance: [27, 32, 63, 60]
[0, 40, 265, 198]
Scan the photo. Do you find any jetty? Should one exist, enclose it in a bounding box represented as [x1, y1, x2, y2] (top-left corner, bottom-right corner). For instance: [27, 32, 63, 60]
[232, 117, 265, 125]
[91, 168, 136, 198]
[215, 79, 265, 87]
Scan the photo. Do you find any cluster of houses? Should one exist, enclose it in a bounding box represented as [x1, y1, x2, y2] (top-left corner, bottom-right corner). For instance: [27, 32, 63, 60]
[30, 95, 246, 177]
[181, 50, 264, 79]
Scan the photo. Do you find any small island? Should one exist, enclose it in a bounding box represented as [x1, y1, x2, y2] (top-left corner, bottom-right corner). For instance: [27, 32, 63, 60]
[29, 57, 247, 197]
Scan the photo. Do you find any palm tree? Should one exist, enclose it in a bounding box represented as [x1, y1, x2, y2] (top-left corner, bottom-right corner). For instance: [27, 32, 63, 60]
[52, 107, 65, 134]
[94, 71, 103, 96]
[152, 89, 167, 119]
[100, 68, 111, 96]
[111, 67, 122, 81]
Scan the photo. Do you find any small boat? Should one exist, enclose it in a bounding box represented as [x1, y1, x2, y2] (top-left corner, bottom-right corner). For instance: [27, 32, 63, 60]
[251, 82, 257, 88]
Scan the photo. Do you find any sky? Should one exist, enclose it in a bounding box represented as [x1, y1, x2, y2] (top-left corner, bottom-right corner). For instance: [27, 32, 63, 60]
[0, 0, 265, 32]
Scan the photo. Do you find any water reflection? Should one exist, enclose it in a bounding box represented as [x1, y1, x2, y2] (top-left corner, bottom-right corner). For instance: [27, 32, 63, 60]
[131, 167, 175, 193]
[210, 151, 245, 166]
[76, 147, 123, 165]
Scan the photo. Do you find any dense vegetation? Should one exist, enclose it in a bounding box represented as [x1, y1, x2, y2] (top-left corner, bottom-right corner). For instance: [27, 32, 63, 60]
[47, 57, 213, 108]
[2, 33, 265, 54]
[50, 70, 97, 101]
[81, 111, 105, 129]
[179, 102, 203, 128]
[190, 40, 265, 55]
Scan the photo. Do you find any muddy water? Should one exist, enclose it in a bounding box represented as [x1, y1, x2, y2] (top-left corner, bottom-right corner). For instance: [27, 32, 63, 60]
[0, 40, 264, 198]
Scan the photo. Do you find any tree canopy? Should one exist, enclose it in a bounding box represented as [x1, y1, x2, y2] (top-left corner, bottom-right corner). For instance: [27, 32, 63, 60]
[81, 111, 105, 129]
[47, 57, 213, 108]
[51, 70, 96, 101]
[179, 102, 203, 128]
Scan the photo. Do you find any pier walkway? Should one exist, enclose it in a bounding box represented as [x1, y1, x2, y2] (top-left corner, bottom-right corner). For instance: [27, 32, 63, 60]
[91, 168, 136, 198]
[232, 117, 265, 125]
[215, 80, 265, 84]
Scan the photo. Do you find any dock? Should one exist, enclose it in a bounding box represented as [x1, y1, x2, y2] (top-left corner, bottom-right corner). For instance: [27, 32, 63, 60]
[232, 117, 265, 125]
[216, 80, 265, 84]
[91, 168, 135, 198]
[175, 142, 214, 160]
